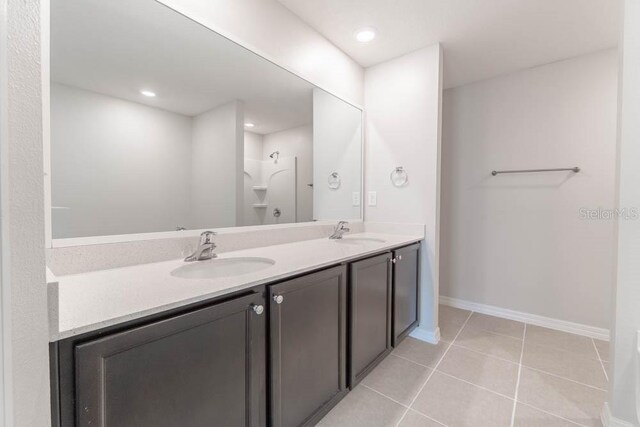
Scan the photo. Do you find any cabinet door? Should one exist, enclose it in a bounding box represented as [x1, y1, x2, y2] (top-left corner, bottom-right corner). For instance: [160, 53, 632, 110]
[393, 243, 421, 346]
[269, 265, 348, 427]
[349, 252, 393, 387]
[75, 292, 266, 427]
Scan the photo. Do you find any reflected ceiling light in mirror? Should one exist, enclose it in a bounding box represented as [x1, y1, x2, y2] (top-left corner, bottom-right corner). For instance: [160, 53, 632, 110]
[244, 122, 255, 128]
[355, 27, 376, 43]
[140, 90, 156, 97]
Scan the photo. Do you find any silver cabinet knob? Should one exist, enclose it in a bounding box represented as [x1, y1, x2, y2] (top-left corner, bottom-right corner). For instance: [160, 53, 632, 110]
[390, 258, 397, 264]
[251, 304, 264, 315]
[398, 255, 403, 261]
[273, 295, 284, 304]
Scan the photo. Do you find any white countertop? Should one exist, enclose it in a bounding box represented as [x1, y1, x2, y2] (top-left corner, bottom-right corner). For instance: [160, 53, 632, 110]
[49, 232, 422, 341]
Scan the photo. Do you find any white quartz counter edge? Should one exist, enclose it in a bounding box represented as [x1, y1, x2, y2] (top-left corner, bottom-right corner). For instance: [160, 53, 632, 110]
[50, 232, 423, 341]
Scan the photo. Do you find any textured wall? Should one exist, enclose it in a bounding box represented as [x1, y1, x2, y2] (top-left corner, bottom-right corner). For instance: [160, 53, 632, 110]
[2, 0, 51, 425]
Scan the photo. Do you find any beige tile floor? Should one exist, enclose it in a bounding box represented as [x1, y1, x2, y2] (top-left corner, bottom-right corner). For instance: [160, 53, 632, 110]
[318, 305, 609, 427]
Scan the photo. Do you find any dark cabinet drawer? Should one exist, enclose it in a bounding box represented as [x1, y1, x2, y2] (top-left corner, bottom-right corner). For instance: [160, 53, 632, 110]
[348, 252, 393, 387]
[74, 292, 266, 427]
[268, 265, 348, 427]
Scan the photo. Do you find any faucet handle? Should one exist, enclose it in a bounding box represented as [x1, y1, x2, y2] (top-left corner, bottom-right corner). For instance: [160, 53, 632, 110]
[200, 230, 216, 244]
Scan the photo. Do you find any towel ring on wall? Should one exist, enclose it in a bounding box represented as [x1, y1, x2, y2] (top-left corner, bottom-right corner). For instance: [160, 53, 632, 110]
[390, 166, 408, 187]
[328, 172, 341, 189]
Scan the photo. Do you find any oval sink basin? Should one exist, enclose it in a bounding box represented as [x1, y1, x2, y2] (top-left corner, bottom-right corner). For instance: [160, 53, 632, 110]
[332, 237, 386, 244]
[171, 257, 275, 280]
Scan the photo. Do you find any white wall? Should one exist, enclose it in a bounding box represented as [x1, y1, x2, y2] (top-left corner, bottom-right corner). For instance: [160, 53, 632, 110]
[608, 0, 640, 423]
[263, 125, 313, 222]
[313, 89, 362, 221]
[191, 100, 244, 229]
[155, 0, 364, 106]
[364, 45, 443, 338]
[51, 84, 193, 237]
[440, 49, 618, 330]
[244, 131, 263, 161]
[1, 0, 51, 425]
[0, 0, 7, 415]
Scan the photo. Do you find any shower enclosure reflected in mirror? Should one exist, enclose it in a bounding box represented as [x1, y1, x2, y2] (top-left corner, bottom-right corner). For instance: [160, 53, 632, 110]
[48, 0, 362, 240]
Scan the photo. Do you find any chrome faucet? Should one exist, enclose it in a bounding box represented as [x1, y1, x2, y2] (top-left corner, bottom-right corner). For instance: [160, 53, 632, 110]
[329, 221, 350, 239]
[185, 231, 217, 262]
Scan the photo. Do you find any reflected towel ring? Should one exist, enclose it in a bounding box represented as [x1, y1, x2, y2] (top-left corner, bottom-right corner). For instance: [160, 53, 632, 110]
[328, 172, 341, 189]
[390, 166, 408, 187]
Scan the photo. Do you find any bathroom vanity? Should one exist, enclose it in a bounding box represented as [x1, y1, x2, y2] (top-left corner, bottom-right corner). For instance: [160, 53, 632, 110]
[46, 1, 425, 425]
[49, 235, 421, 427]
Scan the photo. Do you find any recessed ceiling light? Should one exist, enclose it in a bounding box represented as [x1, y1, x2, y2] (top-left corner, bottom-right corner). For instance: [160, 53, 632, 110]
[355, 28, 376, 43]
[140, 90, 156, 97]
[244, 123, 255, 128]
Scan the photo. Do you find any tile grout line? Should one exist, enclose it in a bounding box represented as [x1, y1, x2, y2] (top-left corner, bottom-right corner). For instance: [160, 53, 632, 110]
[510, 323, 526, 427]
[515, 401, 588, 427]
[449, 342, 521, 364]
[519, 365, 608, 392]
[402, 408, 448, 427]
[451, 333, 603, 365]
[591, 337, 609, 382]
[433, 369, 516, 400]
[394, 310, 474, 427]
[460, 324, 526, 342]
[390, 353, 435, 368]
[524, 339, 605, 363]
[393, 350, 517, 401]
[360, 384, 447, 426]
[441, 309, 599, 426]
[445, 339, 608, 392]
[396, 325, 606, 390]
[460, 316, 603, 362]
[360, 384, 409, 408]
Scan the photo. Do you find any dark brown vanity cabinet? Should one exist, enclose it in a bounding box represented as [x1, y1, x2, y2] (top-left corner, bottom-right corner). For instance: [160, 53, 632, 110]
[71, 292, 266, 427]
[348, 252, 393, 387]
[52, 244, 423, 427]
[392, 243, 421, 346]
[268, 265, 348, 427]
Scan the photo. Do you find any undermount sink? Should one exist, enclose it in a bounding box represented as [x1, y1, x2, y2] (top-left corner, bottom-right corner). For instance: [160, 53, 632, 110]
[171, 257, 275, 279]
[332, 237, 386, 244]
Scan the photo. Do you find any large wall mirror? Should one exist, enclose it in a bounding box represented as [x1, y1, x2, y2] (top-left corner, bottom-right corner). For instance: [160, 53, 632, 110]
[49, 0, 362, 241]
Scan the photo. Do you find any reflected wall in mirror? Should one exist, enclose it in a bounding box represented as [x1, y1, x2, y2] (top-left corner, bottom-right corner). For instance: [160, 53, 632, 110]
[50, 0, 362, 240]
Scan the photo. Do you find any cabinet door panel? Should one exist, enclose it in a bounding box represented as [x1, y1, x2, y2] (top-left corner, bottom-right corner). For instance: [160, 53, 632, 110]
[393, 243, 420, 345]
[349, 253, 392, 387]
[269, 265, 347, 427]
[75, 292, 265, 427]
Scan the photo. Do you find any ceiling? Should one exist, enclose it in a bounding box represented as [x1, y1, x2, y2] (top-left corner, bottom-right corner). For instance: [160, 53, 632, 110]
[277, 0, 621, 89]
[51, 0, 315, 134]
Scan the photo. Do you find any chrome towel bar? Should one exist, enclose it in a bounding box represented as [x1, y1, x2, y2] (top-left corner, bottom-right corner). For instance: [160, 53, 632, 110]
[491, 167, 580, 176]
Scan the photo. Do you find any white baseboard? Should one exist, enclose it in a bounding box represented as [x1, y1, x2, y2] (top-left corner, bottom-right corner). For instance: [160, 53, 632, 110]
[601, 402, 637, 427]
[440, 296, 610, 341]
[410, 326, 440, 344]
